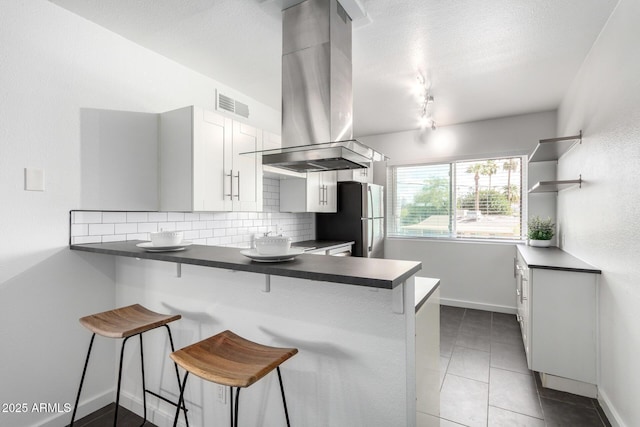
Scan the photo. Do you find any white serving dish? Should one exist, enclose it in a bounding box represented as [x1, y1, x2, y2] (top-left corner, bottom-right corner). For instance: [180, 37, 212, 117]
[254, 235, 292, 255]
[150, 231, 184, 247]
[240, 248, 304, 262]
[136, 241, 192, 252]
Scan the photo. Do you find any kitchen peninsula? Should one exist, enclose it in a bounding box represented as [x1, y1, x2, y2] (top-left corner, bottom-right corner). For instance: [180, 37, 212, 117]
[70, 241, 432, 427]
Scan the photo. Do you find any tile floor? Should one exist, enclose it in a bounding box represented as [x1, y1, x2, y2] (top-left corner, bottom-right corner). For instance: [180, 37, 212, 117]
[418, 306, 611, 427]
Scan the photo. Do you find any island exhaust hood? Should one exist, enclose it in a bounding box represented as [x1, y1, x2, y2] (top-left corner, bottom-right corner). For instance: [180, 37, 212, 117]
[254, 0, 387, 173]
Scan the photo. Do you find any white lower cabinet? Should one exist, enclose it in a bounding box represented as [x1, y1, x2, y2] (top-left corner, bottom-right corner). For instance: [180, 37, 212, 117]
[159, 106, 262, 212]
[279, 171, 337, 213]
[515, 246, 599, 397]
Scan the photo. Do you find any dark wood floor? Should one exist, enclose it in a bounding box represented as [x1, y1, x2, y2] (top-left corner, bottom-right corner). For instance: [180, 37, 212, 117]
[67, 403, 157, 427]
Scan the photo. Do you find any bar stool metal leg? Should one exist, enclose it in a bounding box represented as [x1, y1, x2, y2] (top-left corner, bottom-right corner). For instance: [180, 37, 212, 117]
[173, 372, 190, 427]
[164, 325, 189, 427]
[277, 367, 292, 427]
[231, 387, 241, 427]
[139, 334, 147, 426]
[114, 335, 132, 427]
[70, 333, 96, 427]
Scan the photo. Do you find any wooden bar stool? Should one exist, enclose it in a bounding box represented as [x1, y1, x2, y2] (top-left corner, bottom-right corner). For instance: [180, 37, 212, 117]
[170, 330, 298, 427]
[70, 304, 189, 427]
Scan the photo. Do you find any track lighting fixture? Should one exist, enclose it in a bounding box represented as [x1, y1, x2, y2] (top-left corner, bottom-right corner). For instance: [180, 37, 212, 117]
[417, 74, 436, 130]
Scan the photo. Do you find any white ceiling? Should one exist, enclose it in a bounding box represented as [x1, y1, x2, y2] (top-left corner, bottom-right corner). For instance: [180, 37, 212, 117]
[49, 0, 618, 136]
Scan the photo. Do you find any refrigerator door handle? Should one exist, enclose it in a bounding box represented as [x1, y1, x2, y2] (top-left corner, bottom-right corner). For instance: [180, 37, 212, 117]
[367, 187, 375, 253]
[368, 186, 374, 217]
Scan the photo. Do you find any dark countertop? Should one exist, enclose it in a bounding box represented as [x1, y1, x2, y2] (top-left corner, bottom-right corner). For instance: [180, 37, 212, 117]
[70, 241, 421, 289]
[517, 245, 601, 274]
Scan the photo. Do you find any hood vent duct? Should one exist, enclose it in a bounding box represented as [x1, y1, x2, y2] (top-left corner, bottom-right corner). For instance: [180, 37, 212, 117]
[250, 0, 386, 173]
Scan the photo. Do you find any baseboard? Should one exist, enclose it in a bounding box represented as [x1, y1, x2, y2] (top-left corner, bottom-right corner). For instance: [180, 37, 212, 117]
[540, 372, 597, 398]
[598, 388, 625, 427]
[440, 297, 516, 314]
[32, 389, 113, 427]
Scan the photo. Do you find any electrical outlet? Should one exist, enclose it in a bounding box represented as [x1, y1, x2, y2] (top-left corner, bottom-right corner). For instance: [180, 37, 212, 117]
[217, 385, 226, 404]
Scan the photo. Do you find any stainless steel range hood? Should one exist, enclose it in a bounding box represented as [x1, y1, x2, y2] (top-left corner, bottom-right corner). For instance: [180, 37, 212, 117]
[251, 0, 387, 173]
[262, 139, 386, 173]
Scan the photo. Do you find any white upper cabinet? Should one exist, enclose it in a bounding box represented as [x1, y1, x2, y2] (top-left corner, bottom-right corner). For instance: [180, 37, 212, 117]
[159, 106, 262, 212]
[337, 167, 372, 183]
[280, 171, 337, 213]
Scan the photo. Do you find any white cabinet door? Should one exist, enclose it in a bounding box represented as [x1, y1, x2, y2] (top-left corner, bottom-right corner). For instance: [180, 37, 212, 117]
[306, 172, 323, 212]
[515, 252, 532, 367]
[531, 268, 597, 384]
[307, 171, 337, 212]
[322, 171, 338, 212]
[194, 108, 232, 211]
[280, 171, 337, 213]
[231, 121, 262, 211]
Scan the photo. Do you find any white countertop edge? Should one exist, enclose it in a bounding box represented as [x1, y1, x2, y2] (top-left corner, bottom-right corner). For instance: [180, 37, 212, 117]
[415, 277, 441, 312]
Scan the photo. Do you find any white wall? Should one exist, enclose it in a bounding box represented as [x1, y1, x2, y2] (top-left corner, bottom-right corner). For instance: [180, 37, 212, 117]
[0, 1, 279, 426]
[556, 0, 640, 424]
[386, 239, 517, 313]
[360, 111, 557, 312]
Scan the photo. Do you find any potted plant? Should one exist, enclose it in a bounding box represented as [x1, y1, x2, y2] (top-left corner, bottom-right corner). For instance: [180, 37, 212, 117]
[527, 216, 555, 247]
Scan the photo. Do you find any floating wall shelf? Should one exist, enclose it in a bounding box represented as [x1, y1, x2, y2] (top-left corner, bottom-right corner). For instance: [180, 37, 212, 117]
[529, 131, 582, 163]
[529, 176, 582, 194]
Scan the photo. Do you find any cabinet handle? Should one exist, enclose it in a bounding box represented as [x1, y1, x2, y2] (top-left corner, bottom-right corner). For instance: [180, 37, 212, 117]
[234, 171, 240, 199]
[225, 170, 233, 200]
[323, 185, 328, 205]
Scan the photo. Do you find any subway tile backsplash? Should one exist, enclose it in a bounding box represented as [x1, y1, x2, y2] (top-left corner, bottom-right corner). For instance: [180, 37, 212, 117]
[70, 178, 315, 247]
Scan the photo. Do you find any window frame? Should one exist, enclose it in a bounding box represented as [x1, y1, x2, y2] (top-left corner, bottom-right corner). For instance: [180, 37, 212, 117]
[388, 155, 528, 243]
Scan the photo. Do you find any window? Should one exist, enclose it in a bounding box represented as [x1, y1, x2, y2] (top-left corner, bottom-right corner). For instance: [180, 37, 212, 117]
[389, 157, 524, 240]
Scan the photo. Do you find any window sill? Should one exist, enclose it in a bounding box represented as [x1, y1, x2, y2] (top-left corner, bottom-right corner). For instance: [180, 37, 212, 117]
[386, 236, 526, 245]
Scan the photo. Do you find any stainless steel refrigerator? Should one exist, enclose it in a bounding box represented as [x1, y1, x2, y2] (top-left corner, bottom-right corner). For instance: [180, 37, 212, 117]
[316, 182, 384, 258]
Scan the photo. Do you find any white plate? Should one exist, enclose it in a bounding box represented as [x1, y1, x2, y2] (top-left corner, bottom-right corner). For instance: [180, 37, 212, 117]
[240, 248, 305, 262]
[136, 241, 193, 252]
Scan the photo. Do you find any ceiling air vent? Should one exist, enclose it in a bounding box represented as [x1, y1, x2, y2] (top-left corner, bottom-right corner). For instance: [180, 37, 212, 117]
[216, 90, 250, 118]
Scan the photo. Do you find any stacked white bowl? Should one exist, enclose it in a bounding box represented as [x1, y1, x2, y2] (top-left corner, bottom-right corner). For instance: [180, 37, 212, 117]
[150, 231, 184, 247]
[254, 234, 292, 255]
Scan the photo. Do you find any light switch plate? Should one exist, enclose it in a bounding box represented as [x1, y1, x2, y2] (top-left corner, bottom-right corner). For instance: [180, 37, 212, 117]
[25, 168, 45, 191]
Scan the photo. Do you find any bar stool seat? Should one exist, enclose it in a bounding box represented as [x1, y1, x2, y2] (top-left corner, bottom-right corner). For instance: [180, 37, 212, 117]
[79, 303, 181, 338]
[70, 304, 188, 427]
[171, 330, 298, 427]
